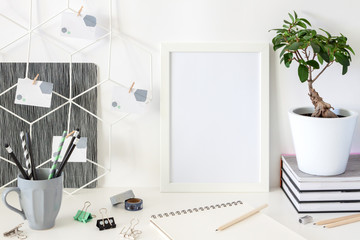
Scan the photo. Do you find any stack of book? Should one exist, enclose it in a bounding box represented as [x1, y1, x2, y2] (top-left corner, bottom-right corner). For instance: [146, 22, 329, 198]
[281, 154, 360, 213]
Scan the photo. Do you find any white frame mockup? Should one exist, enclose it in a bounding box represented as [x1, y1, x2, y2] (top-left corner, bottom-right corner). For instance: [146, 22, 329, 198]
[161, 42, 269, 192]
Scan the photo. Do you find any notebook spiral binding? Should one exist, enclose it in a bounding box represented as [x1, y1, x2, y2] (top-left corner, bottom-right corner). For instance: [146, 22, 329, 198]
[150, 200, 243, 219]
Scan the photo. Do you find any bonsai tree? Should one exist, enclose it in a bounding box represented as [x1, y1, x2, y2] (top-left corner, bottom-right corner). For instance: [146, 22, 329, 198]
[270, 11, 355, 118]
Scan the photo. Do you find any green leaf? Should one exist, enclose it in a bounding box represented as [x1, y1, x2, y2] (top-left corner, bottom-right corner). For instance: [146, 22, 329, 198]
[300, 18, 311, 26]
[317, 54, 324, 64]
[269, 28, 285, 32]
[284, 53, 293, 68]
[297, 30, 308, 37]
[319, 48, 330, 63]
[335, 52, 350, 66]
[288, 41, 303, 50]
[297, 21, 307, 28]
[273, 44, 286, 51]
[319, 28, 331, 38]
[294, 11, 298, 19]
[284, 20, 291, 25]
[298, 65, 309, 82]
[345, 45, 355, 55]
[288, 13, 294, 22]
[310, 41, 320, 53]
[306, 60, 320, 69]
[279, 46, 288, 57]
[344, 49, 352, 61]
[342, 65, 348, 75]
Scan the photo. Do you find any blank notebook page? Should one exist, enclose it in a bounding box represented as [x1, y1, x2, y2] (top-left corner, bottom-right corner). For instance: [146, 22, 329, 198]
[150, 202, 305, 240]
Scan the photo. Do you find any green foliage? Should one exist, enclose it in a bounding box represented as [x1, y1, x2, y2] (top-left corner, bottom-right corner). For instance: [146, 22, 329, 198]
[270, 11, 354, 83]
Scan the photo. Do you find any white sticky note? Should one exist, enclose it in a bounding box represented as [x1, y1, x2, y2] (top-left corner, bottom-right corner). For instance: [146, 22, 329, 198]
[111, 86, 146, 113]
[15, 78, 53, 108]
[52, 136, 87, 163]
[60, 12, 96, 39]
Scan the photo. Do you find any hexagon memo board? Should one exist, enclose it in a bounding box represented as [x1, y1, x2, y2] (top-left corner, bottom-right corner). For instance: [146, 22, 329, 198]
[0, 0, 153, 195]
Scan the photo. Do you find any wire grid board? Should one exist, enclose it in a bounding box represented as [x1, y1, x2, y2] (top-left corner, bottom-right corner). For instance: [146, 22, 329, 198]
[0, 62, 97, 188]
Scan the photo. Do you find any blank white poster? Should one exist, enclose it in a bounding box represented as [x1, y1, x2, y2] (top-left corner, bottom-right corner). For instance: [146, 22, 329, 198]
[170, 52, 261, 183]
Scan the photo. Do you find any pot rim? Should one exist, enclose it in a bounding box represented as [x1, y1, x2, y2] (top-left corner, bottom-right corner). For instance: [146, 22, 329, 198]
[289, 106, 358, 119]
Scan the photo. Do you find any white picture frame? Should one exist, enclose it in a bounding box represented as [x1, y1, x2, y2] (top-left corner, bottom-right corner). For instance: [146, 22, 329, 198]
[161, 42, 269, 192]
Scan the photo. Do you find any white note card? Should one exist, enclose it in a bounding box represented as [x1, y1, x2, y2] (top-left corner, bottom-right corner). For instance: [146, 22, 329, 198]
[14, 78, 53, 108]
[52, 136, 87, 163]
[111, 86, 147, 113]
[60, 12, 97, 39]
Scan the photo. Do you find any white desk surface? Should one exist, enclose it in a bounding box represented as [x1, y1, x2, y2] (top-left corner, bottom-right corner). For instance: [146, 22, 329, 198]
[0, 187, 358, 240]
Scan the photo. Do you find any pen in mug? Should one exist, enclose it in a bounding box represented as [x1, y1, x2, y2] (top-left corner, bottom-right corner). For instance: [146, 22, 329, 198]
[48, 131, 67, 179]
[4, 144, 30, 180]
[25, 131, 38, 180]
[20, 131, 32, 179]
[55, 135, 81, 178]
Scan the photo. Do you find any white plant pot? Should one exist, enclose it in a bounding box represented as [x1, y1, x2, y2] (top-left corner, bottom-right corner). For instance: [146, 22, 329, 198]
[288, 107, 358, 176]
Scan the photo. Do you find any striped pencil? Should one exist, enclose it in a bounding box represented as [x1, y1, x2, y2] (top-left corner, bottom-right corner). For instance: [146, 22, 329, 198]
[48, 130, 67, 179]
[20, 131, 32, 179]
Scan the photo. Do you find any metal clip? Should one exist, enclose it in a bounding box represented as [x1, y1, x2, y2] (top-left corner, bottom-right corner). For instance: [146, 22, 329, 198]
[3, 223, 27, 239]
[119, 218, 142, 239]
[96, 208, 116, 230]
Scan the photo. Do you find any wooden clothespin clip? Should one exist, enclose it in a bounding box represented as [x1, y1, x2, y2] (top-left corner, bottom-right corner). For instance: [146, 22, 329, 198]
[74, 201, 93, 223]
[3, 223, 26, 239]
[66, 130, 75, 138]
[77, 6, 84, 16]
[96, 208, 116, 230]
[32, 74, 39, 85]
[128, 82, 135, 93]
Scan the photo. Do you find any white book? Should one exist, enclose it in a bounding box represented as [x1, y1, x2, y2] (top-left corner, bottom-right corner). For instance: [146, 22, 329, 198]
[282, 169, 360, 202]
[282, 179, 360, 213]
[282, 155, 360, 191]
[150, 201, 305, 240]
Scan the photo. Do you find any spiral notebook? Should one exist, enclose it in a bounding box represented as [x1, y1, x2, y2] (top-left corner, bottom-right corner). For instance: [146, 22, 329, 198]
[150, 201, 305, 240]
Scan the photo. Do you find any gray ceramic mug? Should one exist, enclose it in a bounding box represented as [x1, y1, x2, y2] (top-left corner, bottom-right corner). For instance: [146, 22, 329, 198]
[2, 168, 63, 230]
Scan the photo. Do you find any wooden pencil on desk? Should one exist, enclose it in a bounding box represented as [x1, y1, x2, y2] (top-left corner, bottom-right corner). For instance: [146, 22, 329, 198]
[315, 213, 360, 225]
[324, 216, 360, 228]
[216, 204, 268, 231]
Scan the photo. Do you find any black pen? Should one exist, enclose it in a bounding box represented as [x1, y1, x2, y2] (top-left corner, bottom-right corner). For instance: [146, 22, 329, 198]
[56, 129, 79, 176]
[5, 144, 30, 180]
[55, 135, 81, 178]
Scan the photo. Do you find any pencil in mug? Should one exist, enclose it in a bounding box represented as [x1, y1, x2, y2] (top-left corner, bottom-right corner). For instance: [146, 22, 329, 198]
[55, 135, 81, 178]
[48, 130, 67, 179]
[55, 129, 79, 177]
[4, 144, 30, 180]
[25, 131, 38, 180]
[20, 131, 32, 180]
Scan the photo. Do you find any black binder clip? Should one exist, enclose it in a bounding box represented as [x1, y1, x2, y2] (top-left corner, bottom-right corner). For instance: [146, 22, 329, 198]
[96, 208, 116, 231]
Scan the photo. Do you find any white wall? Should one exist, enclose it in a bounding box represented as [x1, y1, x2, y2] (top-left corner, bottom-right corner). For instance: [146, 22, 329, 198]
[1, 0, 360, 188]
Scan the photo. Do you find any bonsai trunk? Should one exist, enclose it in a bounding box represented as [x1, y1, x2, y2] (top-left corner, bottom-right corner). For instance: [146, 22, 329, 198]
[308, 81, 338, 118]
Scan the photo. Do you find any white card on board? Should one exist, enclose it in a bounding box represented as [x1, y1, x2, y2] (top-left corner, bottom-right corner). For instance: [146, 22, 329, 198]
[14, 78, 53, 108]
[52, 136, 87, 163]
[111, 86, 147, 113]
[60, 12, 97, 39]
